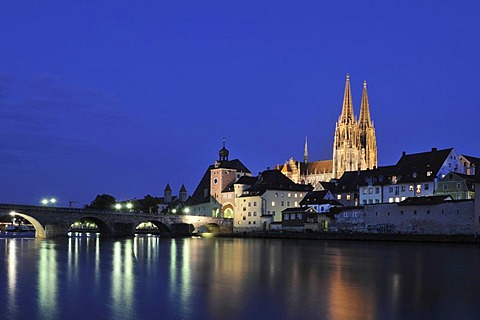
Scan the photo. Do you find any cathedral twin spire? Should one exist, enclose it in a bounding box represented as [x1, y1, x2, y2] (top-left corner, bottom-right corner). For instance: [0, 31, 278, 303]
[333, 74, 377, 179]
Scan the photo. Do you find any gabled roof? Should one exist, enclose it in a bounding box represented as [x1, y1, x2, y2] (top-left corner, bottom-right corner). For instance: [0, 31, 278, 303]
[213, 159, 251, 173]
[235, 176, 258, 186]
[395, 148, 453, 183]
[241, 170, 312, 197]
[398, 195, 453, 206]
[461, 155, 480, 167]
[300, 190, 333, 205]
[281, 207, 317, 214]
[187, 168, 212, 205]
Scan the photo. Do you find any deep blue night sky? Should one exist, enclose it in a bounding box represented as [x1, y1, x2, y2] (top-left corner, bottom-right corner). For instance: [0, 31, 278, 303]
[1, 1, 479, 206]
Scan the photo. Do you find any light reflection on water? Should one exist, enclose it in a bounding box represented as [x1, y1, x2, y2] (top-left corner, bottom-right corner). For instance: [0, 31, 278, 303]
[0, 237, 480, 319]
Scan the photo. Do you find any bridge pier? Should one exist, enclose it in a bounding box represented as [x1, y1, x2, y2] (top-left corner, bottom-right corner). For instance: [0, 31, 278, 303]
[44, 223, 70, 239]
[110, 222, 135, 237]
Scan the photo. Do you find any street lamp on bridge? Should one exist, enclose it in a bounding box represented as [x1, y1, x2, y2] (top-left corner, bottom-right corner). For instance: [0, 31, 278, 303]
[41, 198, 57, 207]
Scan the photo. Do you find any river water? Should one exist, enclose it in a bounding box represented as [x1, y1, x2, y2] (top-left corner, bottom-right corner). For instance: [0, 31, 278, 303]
[1, 236, 479, 320]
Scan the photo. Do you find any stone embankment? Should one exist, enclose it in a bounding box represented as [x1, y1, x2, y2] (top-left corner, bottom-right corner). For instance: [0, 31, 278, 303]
[218, 232, 480, 243]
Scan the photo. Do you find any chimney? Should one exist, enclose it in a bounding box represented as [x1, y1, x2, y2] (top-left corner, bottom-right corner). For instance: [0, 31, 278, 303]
[402, 151, 406, 156]
[432, 147, 437, 152]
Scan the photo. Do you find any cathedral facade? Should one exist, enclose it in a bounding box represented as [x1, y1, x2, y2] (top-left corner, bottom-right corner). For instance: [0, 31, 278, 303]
[277, 74, 377, 185]
[333, 74, 377, 179]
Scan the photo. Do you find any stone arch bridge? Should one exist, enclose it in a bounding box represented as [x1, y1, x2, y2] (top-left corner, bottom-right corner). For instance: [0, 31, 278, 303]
[0, 203, 233, 239]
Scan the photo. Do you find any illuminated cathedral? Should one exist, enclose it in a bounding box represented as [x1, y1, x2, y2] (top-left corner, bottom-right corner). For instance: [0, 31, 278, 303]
[276, 74, 378, 185]
[333, 74, 377, 179]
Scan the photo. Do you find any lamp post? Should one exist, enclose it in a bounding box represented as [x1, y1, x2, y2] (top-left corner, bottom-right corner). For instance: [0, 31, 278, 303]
[41, 198, 57, 207]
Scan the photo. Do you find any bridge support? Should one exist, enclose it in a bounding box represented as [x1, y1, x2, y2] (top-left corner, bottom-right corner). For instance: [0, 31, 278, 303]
[44, 223, 70, 239]
[110, 223, 135, 237]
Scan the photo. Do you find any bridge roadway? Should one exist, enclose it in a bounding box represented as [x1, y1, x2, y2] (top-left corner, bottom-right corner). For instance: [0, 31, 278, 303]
[0, 203, 233, 239]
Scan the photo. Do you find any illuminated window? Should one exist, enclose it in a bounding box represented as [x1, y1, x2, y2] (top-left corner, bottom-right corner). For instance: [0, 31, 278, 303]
[271, 201, 275, 207]
[294, 201, 298, 206]
[363, 188, 367, 194]
[427, 171, 433, 176]
[401, 197, 406, 201]
[295, 194, 298, 198]
[288, 193, 291, 197]
[409, 185, 414, 191]
[346, 194, 351, 200]
[388, 197, 394, 203]
[337, 195, 342, 200]
[369, 188, 373, 194]
[395, 197, 400, 202]
[416, 185, 421, 194]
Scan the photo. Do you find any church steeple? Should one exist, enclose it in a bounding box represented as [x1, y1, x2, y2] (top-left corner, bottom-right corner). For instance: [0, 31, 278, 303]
[304, 136, 309, 164]
[219, 137, 229, 162]
[359, 80, 372, 128]
[357, 80, 378, 171]
[339, 73, 356, 124]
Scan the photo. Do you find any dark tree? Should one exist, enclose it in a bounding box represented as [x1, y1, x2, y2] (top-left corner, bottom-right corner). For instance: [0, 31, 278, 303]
[137, 194, 161, 213]
[85, 194, 116, 210]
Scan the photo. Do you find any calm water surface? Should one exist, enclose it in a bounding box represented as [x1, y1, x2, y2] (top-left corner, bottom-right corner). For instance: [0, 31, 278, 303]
[1, 236, 479, 320]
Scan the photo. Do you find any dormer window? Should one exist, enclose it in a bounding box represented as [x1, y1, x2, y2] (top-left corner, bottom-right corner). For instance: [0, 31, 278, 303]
[392, 176, 397, 184]
[427, 171, 433, 177]
[412, 172, 417, 178]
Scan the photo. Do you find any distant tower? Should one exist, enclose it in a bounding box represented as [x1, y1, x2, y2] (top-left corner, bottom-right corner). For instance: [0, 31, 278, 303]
[358, 80, 378, 170]
[304, 136, 309, 164]
[219, 138, 229, 162]
[333, 74, 360, 179]
[164, 183, 172, 204]
[179, 184, 188, 202]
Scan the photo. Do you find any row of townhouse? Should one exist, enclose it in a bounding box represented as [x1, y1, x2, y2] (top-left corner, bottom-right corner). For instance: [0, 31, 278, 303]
[331, 148, 480, 206]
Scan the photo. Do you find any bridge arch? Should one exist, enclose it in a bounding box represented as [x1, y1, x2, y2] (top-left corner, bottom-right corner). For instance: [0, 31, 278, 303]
[1, 211, 46, 238]
[135, 220, 172, 234]
[69, 216, 112, 237]
[196, 223, 221, 234]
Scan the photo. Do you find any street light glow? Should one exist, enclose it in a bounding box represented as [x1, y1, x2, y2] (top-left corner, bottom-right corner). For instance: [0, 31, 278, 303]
[126, 203, 133, 210]
[41, 199, 49, 205]
[9, 211, 16, 216]
[115, 203, 122, 210]
[50, 198, 56, 204]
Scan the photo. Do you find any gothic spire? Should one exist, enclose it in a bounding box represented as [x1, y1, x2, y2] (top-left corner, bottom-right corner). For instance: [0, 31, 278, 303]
[304, 136, 308, 164]
[339, 73, 356, 124]
[359, 80, 373, 128]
